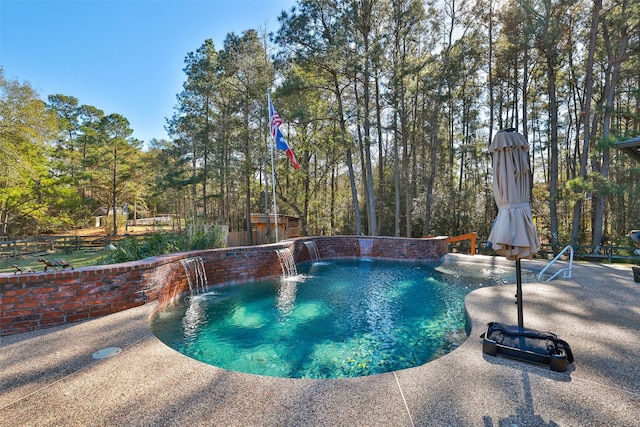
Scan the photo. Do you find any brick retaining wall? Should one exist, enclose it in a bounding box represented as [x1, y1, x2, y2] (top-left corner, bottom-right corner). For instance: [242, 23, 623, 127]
[0, 236, 448, 336]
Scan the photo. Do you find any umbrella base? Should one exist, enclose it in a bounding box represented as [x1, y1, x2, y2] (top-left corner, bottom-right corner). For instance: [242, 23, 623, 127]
[482, 322, 572, 372]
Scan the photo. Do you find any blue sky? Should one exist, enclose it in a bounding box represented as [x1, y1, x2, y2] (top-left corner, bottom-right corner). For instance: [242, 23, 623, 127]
[1, 0, 295, 145]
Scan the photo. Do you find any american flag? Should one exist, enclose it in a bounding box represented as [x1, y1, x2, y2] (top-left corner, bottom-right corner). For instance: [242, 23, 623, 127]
[269, 101, 282, 140]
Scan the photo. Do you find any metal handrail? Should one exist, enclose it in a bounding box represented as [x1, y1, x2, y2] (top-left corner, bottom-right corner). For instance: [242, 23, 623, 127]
[538, 245, 574, 282]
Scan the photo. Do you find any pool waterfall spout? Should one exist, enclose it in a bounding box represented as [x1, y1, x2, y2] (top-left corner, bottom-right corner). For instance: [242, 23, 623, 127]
[180, 257, 208, 295]
[358, 239, 373, 258]
[276, 248, 298, 277]
[304, 241, 321, 263]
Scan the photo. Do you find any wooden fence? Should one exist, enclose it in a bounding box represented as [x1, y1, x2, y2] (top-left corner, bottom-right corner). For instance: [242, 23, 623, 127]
[0, 229, 296, 259]
[0, 235, 124, 259]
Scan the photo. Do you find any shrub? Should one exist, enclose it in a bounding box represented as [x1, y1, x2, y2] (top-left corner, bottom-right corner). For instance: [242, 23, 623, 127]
[99, 228, 224, 264]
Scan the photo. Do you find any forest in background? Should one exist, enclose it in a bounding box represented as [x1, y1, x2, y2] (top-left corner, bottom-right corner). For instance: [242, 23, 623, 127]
[1, 0, 639, 253]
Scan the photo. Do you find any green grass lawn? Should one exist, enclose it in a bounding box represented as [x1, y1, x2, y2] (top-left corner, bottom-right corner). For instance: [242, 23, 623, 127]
[1, 228, 224, 274]
[0, 250, 107, 274]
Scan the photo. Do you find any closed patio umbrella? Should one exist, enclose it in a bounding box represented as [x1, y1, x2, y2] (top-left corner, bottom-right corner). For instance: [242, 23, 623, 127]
[487, 128, 540, 327]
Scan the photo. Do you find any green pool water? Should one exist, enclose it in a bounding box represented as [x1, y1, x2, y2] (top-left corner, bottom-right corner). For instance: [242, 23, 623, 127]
[150, 259, 525, 379]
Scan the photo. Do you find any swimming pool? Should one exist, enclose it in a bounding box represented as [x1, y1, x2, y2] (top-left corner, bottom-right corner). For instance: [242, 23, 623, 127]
[150, 258, 535, 379]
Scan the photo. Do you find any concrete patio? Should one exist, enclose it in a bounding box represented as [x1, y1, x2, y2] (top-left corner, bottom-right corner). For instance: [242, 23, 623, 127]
[1, 254, 639, 426]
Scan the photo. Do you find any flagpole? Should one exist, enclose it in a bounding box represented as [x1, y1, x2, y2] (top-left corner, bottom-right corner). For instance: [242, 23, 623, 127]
[267, 93, 279, 242]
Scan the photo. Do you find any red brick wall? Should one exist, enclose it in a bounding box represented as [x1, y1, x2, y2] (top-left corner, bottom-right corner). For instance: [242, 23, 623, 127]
[0, 236, 447, 335]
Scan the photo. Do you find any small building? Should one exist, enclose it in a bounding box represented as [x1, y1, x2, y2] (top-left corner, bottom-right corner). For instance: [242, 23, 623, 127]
[250, 213, 300, 242]
[93, 207, 127, 228]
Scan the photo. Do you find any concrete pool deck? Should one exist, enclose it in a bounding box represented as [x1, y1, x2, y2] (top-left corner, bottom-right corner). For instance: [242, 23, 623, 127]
[1, 254, 639, 426]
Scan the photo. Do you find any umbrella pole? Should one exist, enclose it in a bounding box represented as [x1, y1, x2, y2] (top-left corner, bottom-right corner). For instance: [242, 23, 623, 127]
[516, 259, 524, 328]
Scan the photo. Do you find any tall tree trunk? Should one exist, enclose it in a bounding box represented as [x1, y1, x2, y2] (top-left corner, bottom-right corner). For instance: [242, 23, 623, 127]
[522, 31, 528, 138]
[592, 10, 629, 250]
[488, 0, 494, 146]
[1, 201, 8, 238]
[424, 83, 443, 237]
[331, 162, 336, 233]
[548, 65, 560, 253]
[571, 0, 600, 246]
[111, 144, 118, 236]
[191, 138, 198, 226]
[202, 102, 210, 222]
[362, 45, 377, 236]
[402, 90, 411, 237]
[354, 71, 369, 234]
[332, 73, 361, 235]
[374, 74, 384, 235]
[393, 110, 401, 237]
[244, 105, 253, 245]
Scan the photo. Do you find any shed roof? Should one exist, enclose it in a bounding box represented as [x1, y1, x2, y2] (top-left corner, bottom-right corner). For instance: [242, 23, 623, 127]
[93, 207, 126, 216]
[615, 136, 640, 163]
